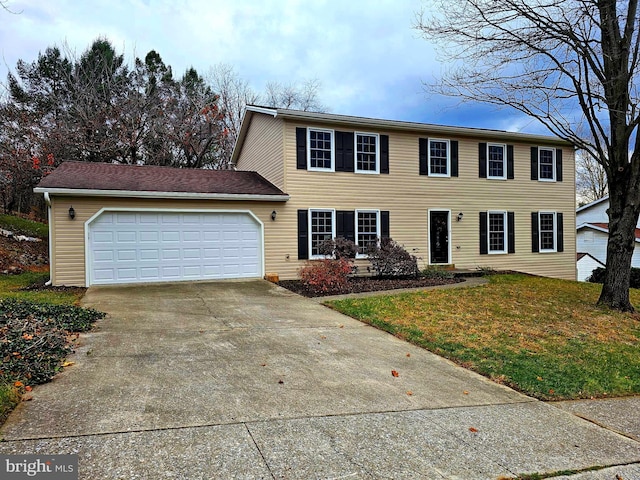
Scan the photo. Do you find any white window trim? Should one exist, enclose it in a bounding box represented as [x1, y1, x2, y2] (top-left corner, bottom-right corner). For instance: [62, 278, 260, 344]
[354, 132, 380, 175]
[487, 143, 507, 180]
[538, 211, 557, 253]
[538, 147, 556, 182]
[487, 210, 508, 254]
[355, 209, 381, 259]
[428, 138, 451, 178]
[307, 128, 335, 172]
[308, 208, 336, 259]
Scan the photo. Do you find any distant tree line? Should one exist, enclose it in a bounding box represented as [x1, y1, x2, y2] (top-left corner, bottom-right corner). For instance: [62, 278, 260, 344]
[0, 38, 324, 217]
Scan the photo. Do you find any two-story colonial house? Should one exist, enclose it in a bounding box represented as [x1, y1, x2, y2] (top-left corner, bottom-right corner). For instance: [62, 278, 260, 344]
[36, 106, 576, 286]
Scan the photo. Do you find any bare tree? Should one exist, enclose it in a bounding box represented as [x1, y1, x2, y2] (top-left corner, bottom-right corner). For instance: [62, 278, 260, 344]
[263, 79, 326, 112]
[416, 0, 640, 311]
[577, 151, 608, 205]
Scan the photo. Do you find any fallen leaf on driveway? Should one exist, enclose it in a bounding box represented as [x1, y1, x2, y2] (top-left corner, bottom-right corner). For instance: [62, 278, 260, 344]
[278, 379, 284, 384]
[406, 391, 413, 396]
[391, 370, 399, 377]
[25, 386, 32, 392]
[339, 324, 344, 328]
[320, 335, 327, 339]
[463, 391, 469, 395]
[260, 363, 267, 367]
[22, 394, 33, 402]
[406, 353, 410, 357]
[469, 427, 478, 433]
[62, 361, 75, 367]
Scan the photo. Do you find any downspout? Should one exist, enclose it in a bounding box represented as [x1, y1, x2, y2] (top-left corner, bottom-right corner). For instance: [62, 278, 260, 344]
[44, 192, 52, 286]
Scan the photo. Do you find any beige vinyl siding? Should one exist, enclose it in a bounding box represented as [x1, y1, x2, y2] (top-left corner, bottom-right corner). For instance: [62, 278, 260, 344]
[49, 196, 285, 286]
[235, 114, 285, 190]
[266, 122, 576, 281]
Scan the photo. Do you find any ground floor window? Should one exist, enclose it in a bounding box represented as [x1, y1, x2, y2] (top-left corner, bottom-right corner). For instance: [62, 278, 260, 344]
[309, 209, 335, 257]
[356, 210, 380, 256]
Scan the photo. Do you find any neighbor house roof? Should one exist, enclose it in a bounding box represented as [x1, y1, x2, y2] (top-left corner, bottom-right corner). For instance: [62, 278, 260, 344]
[577, 222, 640, 242]
[577, 252, 605, 265]
[34, 161, 289, 201]
[231, 105, 574, 165]
[576, 196, 609, 213]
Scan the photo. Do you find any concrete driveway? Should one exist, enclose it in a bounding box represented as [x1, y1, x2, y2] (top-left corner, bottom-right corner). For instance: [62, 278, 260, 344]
[1, 280, 639, 479]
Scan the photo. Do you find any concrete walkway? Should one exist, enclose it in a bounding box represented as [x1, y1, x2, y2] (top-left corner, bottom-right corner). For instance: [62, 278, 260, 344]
[1, 280, 639, 479]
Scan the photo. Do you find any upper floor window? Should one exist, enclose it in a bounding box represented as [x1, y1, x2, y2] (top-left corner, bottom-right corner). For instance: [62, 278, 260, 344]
[429, 139, 450, 177]
[531, 146, 562, 182]
[308, 129, 334, 171]
[488, 144, 506, 179]
[355, 133, 379, 174]
[539, 147, 556, 181]
[309, 209, 335, 258]
[356, 210, 380, 257]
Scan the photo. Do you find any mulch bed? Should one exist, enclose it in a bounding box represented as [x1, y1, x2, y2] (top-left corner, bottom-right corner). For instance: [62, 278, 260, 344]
[279, 276, 464, 298]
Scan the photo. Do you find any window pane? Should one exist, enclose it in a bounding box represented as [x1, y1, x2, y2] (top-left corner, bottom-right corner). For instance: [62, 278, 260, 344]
[539, 213, 555, 250]
[357, 212, 378, 255]
[357, 134, 377, 171]
[309, 130, 332, 169]
[429, 140, 448, 175]
[539, 149, 554, 179]
[488, 145, 505, 178]
[311, 211, 333, 256]
[488, 213, 505, 252]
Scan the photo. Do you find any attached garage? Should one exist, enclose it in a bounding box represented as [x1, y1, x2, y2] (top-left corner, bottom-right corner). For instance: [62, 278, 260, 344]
[88, 210, 262, 285]
[35, 162, 289, 287]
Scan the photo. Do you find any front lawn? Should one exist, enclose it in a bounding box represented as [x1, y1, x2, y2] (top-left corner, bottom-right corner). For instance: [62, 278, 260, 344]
[327, 274, 640, 400]
[0, 214, 48, 239]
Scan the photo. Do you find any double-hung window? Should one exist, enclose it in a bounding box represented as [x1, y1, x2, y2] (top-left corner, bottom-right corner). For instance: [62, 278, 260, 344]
[538, 147, 556, 181]
[487, 144, 506, 179]
[488, 211, 507, 254]
[355, 133, 379, 173]
[308, 129, 334, 171]
[539, 212, 556, 252]
[355, 210, 380, 257]
[428, 139, 450, 176]
[309, 209, 335, 258]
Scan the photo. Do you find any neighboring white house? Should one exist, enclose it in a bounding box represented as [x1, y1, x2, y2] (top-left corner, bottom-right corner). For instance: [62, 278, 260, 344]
[576, 196, 640, 281]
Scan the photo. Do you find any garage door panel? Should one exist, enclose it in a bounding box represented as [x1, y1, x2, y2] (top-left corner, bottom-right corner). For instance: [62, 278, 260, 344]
[89, 211, 262, 285]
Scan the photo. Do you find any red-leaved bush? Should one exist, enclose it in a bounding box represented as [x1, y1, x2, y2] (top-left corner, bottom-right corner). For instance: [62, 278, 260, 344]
[298, 258, 353, 294]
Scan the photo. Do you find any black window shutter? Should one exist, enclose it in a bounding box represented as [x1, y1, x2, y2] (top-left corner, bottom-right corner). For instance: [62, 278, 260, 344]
[556, 148, 563, 182]
[296, 128, 307, 170]
[451, 140, 459, 177]
[507, 145, 514, 179]
[297, 210, 309, 259]
[507, 211, 515, 253]
[380, 135, 389, 174]
[336, 210, 355, 243]
[335, 131, 354, 172]
[381, 211, 390, 239]
[479, 143, 487, 178]
[531, 147, 538, 180]
[531, 212, 539, 252]
[419, 138, 428, 175]
[479, 212, 488, 255]
[556, 212, 564, 252]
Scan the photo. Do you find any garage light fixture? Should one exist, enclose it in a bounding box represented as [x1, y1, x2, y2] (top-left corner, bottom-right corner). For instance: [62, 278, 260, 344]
[68, 206, 76, 220]
[457, 212, 464, 222]
[271, 210, 277, 221]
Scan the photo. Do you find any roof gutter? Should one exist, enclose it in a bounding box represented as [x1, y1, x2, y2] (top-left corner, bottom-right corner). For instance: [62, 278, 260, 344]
[34, 187, 290, 202]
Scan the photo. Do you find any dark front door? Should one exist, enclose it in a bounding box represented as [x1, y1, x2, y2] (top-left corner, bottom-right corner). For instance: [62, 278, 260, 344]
[430, 211, 449, 264]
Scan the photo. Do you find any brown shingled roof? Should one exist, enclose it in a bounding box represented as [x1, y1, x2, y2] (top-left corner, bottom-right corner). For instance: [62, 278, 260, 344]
[36, 161, 287, 197]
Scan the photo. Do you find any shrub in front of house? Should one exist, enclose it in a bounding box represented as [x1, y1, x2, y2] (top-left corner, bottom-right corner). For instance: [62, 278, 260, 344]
[367, 238, 419, 278]
[588, 267, 640, 289]
[298, 258, 354, 294]
[317, 237, 358, 259]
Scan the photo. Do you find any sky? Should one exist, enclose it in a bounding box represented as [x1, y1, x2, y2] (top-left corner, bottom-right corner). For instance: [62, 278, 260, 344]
[0, 0, 548, 135]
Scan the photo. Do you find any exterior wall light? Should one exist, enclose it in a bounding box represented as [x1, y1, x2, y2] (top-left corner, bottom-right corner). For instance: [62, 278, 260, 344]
[457, 212, 464, 222]
[68, 206, 76, 219]
[271, 210, 277, 221]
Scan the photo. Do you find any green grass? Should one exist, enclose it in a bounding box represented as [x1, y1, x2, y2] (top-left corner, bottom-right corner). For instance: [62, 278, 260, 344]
[327, 274, 640, 400]
[0, 384, 21, 426]
[0, 271, 82, 305]
[0, 214, 48, 239]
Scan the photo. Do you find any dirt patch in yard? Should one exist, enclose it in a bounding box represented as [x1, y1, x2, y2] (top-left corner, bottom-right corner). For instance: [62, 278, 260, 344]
[279, 276, 463, 297]
[0, 235, 49, 274]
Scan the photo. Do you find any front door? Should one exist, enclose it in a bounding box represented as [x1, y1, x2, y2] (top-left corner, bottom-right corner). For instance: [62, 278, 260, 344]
[429, 211, 450, 264]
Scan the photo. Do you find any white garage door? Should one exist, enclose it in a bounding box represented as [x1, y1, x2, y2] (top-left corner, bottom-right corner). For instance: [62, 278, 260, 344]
[88, 211, 262, 285]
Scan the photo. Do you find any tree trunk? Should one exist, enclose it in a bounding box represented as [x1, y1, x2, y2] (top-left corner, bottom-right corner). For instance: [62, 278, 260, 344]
[598, 178, 640, 312]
